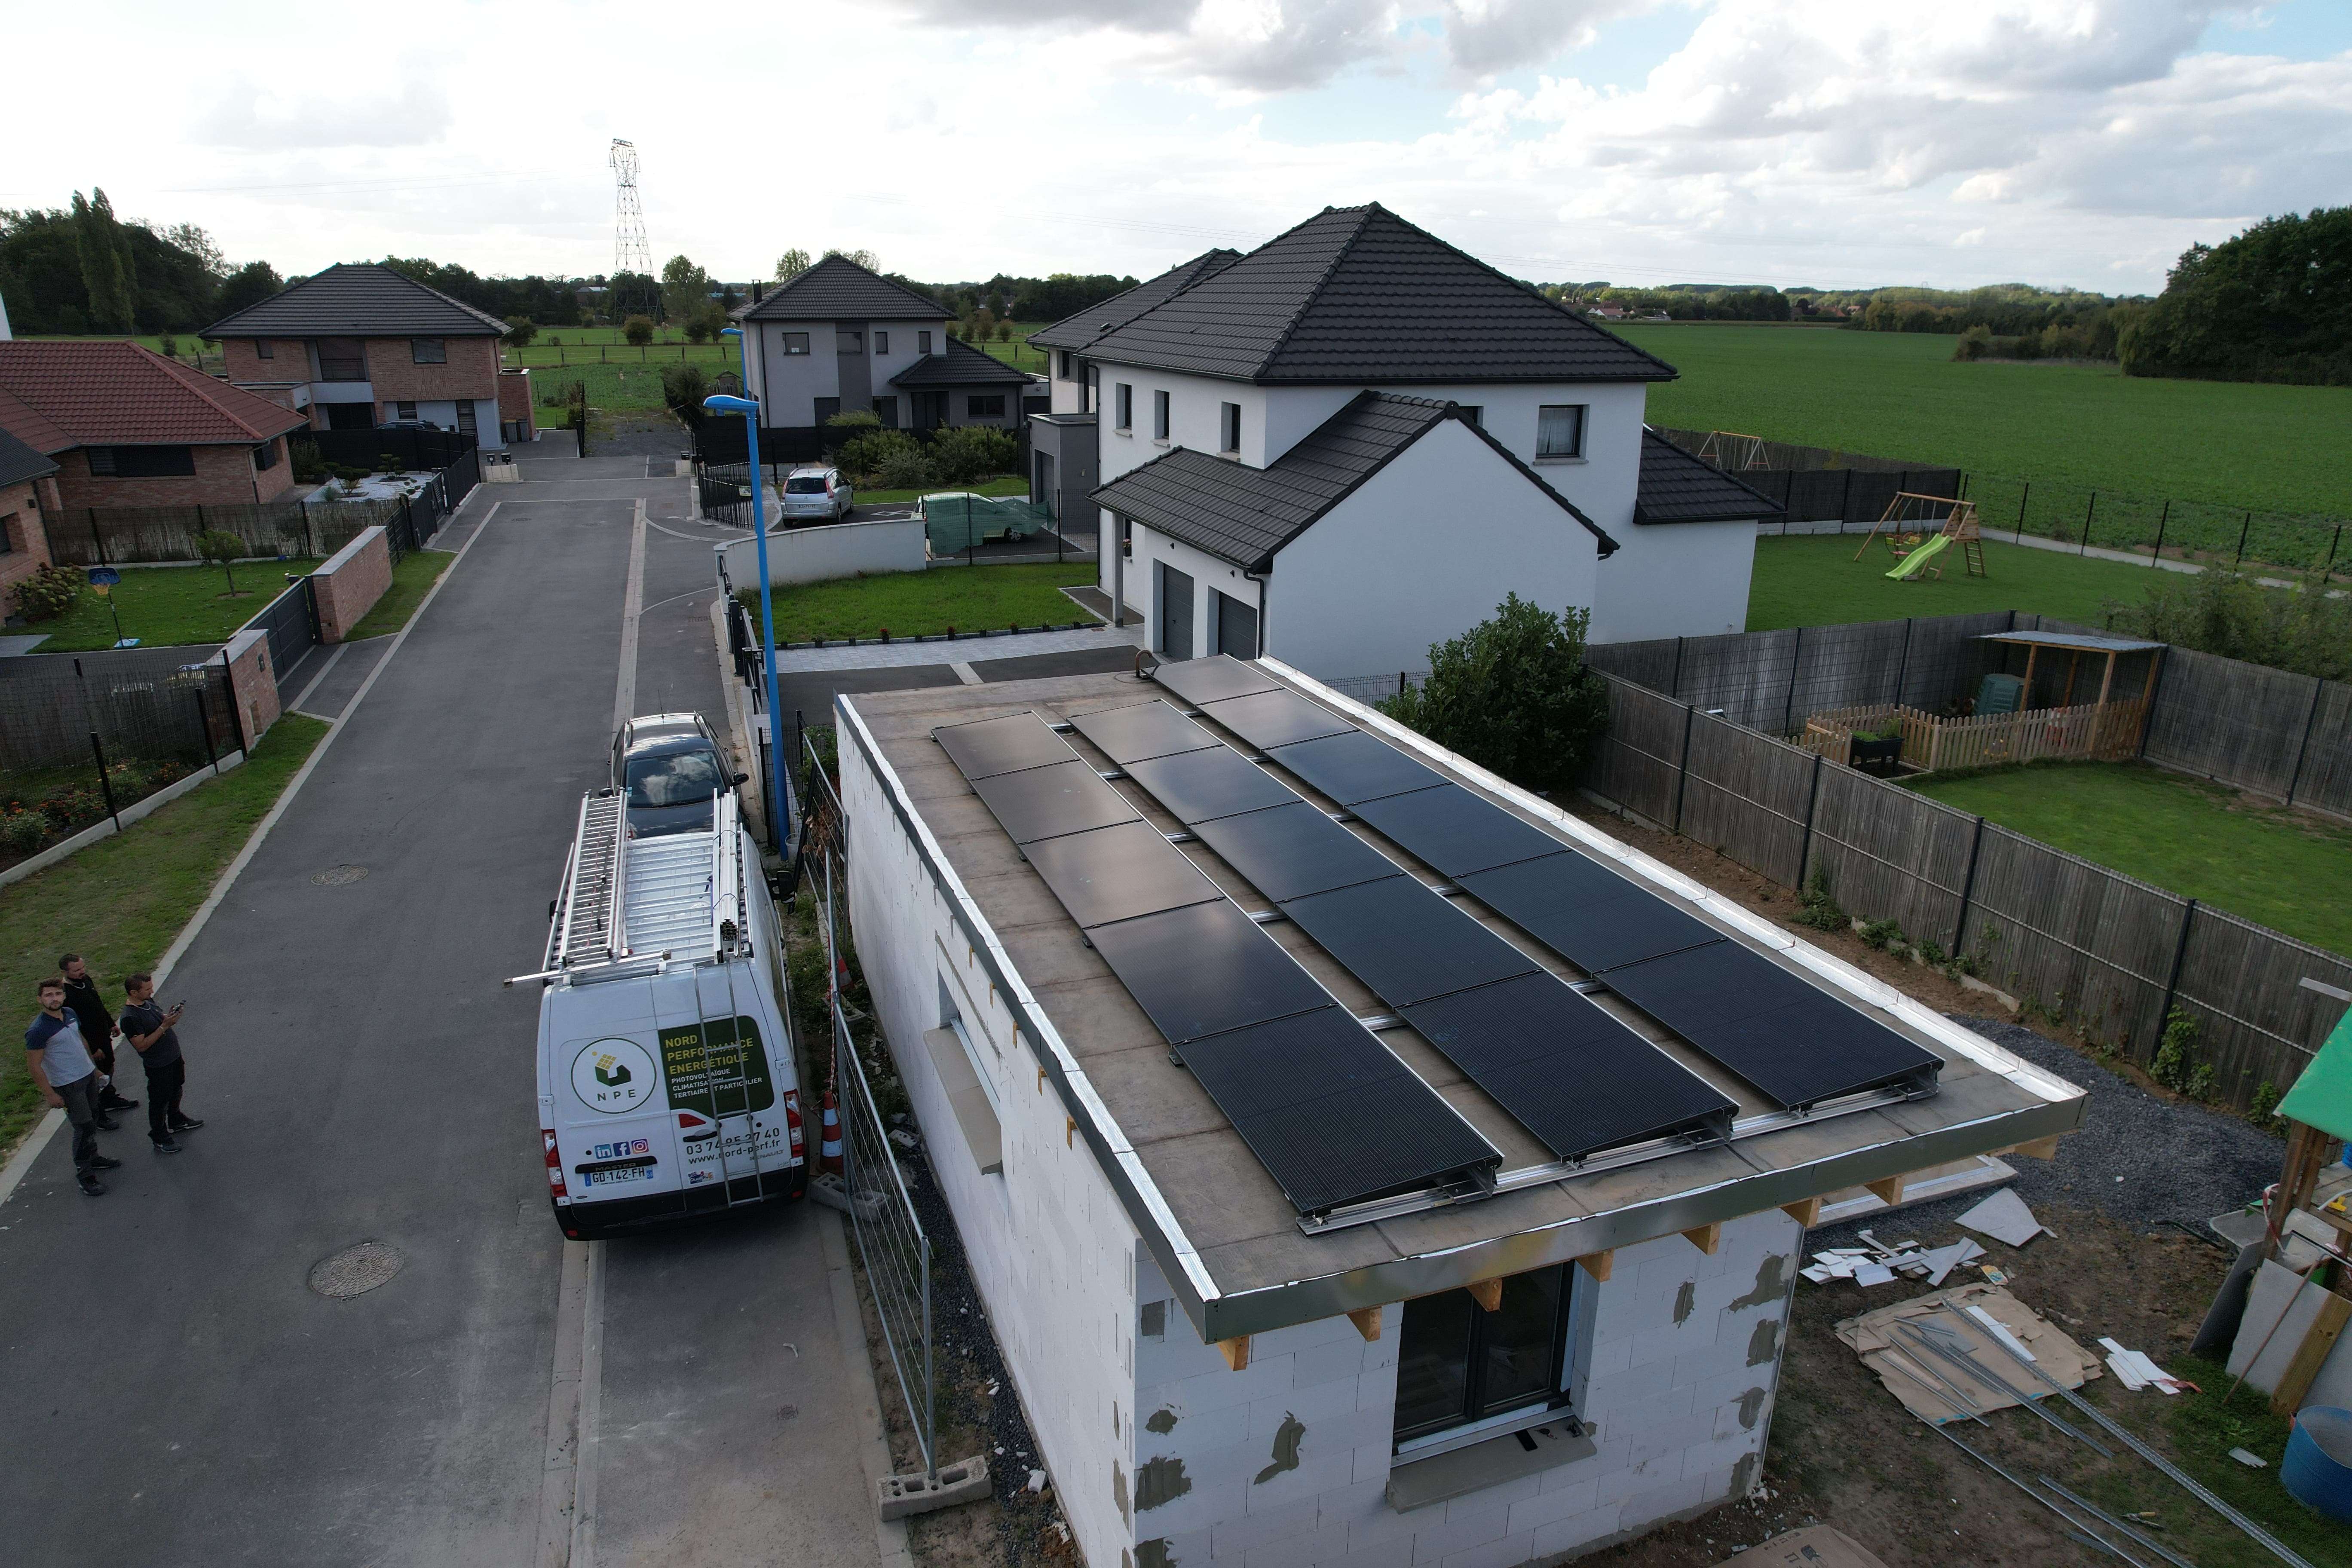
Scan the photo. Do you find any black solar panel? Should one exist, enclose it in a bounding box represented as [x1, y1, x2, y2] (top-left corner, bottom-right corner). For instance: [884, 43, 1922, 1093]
[1400, 974, 1737, 1159]
[1021, 820, 1222, 931]
[1068, 701, 1218, 767]
[1125, 746, 1299, 824]
[1277, 876, 1538, 1008]
[1196, 688, 1356, 750]
[1191, 802, 1403, 902]
[1176, 1007, 1498, 1213]
[932, 713, 1075, 779]
[1084, 900, 1331, 1044]
[1153, 654, 1282, 707]
[1600, 943, 1943, 1108]
[1265, 729, 1446, 805]
[1458, 852, 1725, 975]
[970, 759, 1140, 845]
[1349, 785, 1566, 878]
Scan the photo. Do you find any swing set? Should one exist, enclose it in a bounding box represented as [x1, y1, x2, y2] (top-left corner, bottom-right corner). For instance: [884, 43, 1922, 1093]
[1852, 493, 1987, 581]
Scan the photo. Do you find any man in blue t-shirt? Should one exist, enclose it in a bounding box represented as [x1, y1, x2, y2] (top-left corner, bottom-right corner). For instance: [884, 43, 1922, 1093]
[24, 977, 123, 1196]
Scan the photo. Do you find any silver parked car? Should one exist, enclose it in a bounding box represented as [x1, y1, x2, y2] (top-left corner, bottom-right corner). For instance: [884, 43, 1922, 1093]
[780, 466, 853, 522]
[610, 713, 745, 839]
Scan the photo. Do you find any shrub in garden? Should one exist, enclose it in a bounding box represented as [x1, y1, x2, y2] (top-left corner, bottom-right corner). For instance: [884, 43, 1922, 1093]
[14, 563, 84, 622]
[0, 808, 51, 854]
[927, 425, 1019, 483]
[1379, 594, 1610, 797]
[824, 410, 883, 435]
[660, 364, 710, 426]
[839, 429, 919, 479]
[194, 529, 250, 595]
[290, 439, 327, 483]
[876, 447, 941, 491]
[623, 315, 655, 347]
[2104, 565, 2352, 683]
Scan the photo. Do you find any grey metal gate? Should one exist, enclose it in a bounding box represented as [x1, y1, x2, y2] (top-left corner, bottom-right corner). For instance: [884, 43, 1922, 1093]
[249, 575, 318, 679]
[1158, 562, 1193, 659]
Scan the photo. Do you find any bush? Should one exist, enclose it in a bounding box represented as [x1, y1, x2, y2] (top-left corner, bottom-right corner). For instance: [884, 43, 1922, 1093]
[839, 429, 919, 479]
[0, 808, 50, 853]
[660, 363, 710, 425]
[1791, 869, 1848, 931]
[622, 315, 655, 347]
[928, 424, 1019, 483]
[13, 563, 83, 622]
[503, 316, 538, 348]
[1378, 594, 1610, 797]
[684, 316, 713, 344]
[2103, 565, 2352, 682]
[2150, 1005, 2216, 1100]
[157, 334, 180, 359]
[876, 447, 941, 491]
[1952, 325, 1992, 361]
[289, 439, 326, 484]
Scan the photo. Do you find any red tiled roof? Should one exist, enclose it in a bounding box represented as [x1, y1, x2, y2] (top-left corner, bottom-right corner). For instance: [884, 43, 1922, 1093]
[0, 340, 311, 452]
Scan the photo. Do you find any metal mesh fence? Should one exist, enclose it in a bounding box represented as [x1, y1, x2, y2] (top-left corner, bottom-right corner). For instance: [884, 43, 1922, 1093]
[0, 649, 236, 863]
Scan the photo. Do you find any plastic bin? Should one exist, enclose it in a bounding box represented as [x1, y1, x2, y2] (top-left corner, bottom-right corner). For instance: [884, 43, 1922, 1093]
[2282, 1405, 2352, 1522]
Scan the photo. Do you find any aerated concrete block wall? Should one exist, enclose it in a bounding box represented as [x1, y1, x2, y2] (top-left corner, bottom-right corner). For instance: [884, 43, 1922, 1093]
[1125, 1211, 1799, 1568]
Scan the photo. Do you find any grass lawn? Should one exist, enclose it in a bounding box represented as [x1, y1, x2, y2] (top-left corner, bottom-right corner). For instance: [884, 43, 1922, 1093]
[1746, 534, 2170, 631]
[0, 715, 328, 1157]
[1905, 760, 2352, 955]
[34, 559, 320, 653]
[752, 563, 1099, 643]
[347, 549, 455, 640]
[532, 359, 684, 420]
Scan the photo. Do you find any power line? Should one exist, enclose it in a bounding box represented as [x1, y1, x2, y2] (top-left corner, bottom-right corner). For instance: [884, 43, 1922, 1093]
[609, 140, 651, 279]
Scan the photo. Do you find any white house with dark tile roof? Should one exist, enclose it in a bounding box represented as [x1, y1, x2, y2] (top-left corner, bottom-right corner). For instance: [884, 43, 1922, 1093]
[1037, 206, 1779, 676]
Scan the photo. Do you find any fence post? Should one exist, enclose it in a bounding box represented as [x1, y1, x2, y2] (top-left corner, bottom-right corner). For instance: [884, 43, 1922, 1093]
[2151, 499, 2168, 565]
[2284, 675, 2328, 804]
[2081, 490, 2094, 554]
[193, 687, 217, 772]
[1952, 815, 1986, 953]
[2016, 481, 2029, 543]
[1397, 671, 1406, 698]
[221, 649, 247, 758]
[1670, 636, 1686, 699]
[2156, 898, 2198, 1043]
[2236, 510, 2252, 564]
[2328, 523, 2343, 577]
[1841, 468, 1854, 527]
[1794, 752, 1824, 889]
[1670, 703, 1697, 833]
[1893, 619, 1913, 707]
[2138, 645, 2168, 759]
[89, 732, 121, 833]
[1780, 625, 1805, 736]
[89, 508, 105, 566]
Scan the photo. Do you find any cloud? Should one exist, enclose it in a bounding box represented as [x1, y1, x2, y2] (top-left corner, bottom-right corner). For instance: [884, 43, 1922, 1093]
[197, 75, 451, 150]
[1436, 0, 1656, 79]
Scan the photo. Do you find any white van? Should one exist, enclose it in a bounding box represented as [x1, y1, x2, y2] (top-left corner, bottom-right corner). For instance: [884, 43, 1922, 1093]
[522, 788, 806, 1239]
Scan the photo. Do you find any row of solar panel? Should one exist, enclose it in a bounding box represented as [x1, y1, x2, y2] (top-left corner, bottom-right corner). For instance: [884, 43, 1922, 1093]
[1149, 657, 1943, 1111]
[1069, 696, 1739, 1161]
[931, 709, 1499, 1216]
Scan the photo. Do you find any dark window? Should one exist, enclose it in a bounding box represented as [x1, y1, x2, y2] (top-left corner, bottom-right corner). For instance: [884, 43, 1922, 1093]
[1114, 383, 1132, 431]
[1086, 366, 1098, 413]
[814, 396, 842, 425]
[1537, 404, 1586, 459]
[1394, 1265, 1574, 1445]
[1460, 405, 1483, 427]
[968, 394, 1006, 418]
[253, 441, 280, 472]
[836, 330, 864, 353]
[781, 333, 811, 355]
[1119, 515, 1131, 559]
[1154, 389, 1170, 441]
[1059, 351, 1074, 379]
[87, 446, 196, 478]
[317, 338, 365, 381]
[1215, 591, 1258, 659]
[0, 513, 15, 555]
[919, 331, 933, 354]
[411, 338, 447, 364]
[456, 401, 478, 436]
[876, 396, 899, 429]
[1219, 401, 1240, 454]
[396, 401, 418, 421]
[874, 330, 890, 354]
[254, 339, 274, 361]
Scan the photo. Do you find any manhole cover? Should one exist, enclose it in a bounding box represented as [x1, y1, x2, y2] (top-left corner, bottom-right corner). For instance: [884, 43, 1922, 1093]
[311, 864, 369, 887]
[309, 1241, 403, 1298]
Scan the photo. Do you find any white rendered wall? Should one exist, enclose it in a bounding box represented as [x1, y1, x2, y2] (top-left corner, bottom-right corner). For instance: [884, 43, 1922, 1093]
[1590, 519, 1758, 642]
[841, 739, 1145, 1568]
[1128, 527, 1265, 660]
[747, 321, 840, 425]
[1096, 368, 1275, 481]
[1265, 421, 1603, 684]
[717, 517, 926, 587]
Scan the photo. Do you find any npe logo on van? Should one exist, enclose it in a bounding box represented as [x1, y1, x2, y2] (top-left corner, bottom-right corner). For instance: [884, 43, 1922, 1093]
[571, 1038, 656, 1114]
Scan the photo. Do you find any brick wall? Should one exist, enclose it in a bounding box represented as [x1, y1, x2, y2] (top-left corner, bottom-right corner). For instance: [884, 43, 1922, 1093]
[312, 526, 392, 642]
[498, 368, 536, 436]
[222, 627, 281, 747]
[366, 335, 501, 405]
[0, 476, 56, 618]
[221, 339, 312, 381]
[50, 440, 302, 510]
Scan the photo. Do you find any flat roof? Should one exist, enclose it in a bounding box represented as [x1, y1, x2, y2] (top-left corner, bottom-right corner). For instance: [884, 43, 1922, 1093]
[1978, 630, 2165, 655]
[840, 664, 2086, 1341]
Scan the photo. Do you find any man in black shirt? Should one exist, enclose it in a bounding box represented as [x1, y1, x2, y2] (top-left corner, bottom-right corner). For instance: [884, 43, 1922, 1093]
[120, 973, 202, 1152]
[59, 953, 137, 1115]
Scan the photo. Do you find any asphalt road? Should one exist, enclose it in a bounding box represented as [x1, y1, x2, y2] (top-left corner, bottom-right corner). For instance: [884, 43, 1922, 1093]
[0, 458, 886, 1567]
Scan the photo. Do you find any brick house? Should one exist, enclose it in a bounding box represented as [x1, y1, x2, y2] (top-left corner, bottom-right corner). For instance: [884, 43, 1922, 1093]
[0, 341, 310, 512]
[203, 263, 525, 449]
[0, 426, 58, 619]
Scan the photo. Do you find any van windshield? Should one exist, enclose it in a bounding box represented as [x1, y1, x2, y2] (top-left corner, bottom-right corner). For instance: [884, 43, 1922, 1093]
[784, 476, 828, 494]
[625, 747, 726, 807]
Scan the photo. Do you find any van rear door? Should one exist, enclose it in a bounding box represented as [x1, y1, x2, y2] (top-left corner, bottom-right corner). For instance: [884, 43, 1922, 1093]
[656, 974, 790, 1197]
[554, 1028, 686, 1210]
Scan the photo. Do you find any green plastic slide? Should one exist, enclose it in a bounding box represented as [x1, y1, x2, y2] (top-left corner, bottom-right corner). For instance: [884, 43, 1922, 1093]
[1885, 533, 1951, 580]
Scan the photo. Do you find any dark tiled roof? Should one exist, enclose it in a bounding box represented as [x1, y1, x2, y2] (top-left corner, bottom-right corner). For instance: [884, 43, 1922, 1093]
[1091, 392, 1611, 571]
[890, 338, 1041, 389]
[0, 341, 310, 449]
[737, 256, 947, 322]
[0, 425, 57, 488]
[1633, 430, 1785, 524]
[1084, 205, 1677, 386]
[1028, 250, 1244, 352]
[202, 263, 508, 337]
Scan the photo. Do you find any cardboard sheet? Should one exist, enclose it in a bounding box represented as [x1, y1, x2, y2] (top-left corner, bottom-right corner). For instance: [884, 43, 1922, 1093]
[1718, 1526, 1890, 1568]
[1834, 1283, 2099, 1424]
[1954, 1188, 2050, 1248]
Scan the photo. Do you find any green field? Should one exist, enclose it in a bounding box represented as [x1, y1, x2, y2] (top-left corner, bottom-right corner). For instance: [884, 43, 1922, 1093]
[1746, 534, 2168, 631]
[1905, 761, 2352, 955]
[1619, 325, 2352, 570]
[35, 559, 321, 652]
[748, 563, 1097, 643]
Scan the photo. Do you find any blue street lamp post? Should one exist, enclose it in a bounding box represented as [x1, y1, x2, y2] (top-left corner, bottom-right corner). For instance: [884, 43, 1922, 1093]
[706, 350, 792, 859]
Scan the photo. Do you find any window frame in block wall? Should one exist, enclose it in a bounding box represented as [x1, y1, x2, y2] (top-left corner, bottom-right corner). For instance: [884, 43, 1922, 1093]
[1392, 1262, 1580, 1449]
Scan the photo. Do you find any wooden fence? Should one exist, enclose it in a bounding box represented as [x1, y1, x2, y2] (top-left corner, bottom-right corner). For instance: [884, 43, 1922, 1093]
[1586, 672, 2352, 1110]
[1800, 699, 2147, 771]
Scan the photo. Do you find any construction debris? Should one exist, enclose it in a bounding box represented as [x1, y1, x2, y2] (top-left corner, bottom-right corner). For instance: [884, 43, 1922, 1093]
[1802, 1235, 1984, 1287]
[1835, 1284, 2101, 1425]
[1719, 1525, 1890, 1567]
[2099, 1337, 2192, 1395]
[1956, 1188, 2052, 1248]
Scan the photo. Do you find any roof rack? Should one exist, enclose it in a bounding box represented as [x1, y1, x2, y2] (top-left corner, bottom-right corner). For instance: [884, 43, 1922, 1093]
[526, 790, 748, 986]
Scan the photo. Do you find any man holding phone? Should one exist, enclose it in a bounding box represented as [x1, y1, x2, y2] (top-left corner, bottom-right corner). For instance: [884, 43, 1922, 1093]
[120, 974, 202, 1153]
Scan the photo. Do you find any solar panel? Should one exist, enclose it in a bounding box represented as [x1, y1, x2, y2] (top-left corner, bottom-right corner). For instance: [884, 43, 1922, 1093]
[1191, 802, 1403, 902]
[932, 712, 1076, 780]
[1458, 852, 1724, 975]
[1021, 820, 1222, 930]
[1196, 688, 1356, 750]
[1349, 785, 1567, 878]
[1400, 974, 1737, 1159]
[1068, 701, 1218, 767]
[1152, 654, 1282, 707]
[969, 759, 1140, 845]
[1277, 876, 1539, 1008]
[1264, 729, 1446, 805]
[1176, 1007, 1498, 1214]
[1083, 899, 1331, 1044]
[1599, 943, 1943, 1108]
[1124, 746, 1300, 824]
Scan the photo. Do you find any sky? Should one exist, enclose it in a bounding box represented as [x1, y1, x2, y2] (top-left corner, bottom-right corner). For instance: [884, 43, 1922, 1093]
[7, 0, 2349, 297]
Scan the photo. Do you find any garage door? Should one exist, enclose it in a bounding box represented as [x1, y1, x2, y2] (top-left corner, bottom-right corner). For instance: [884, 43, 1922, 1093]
[1157, 563, 1194, 659]
[1215, 591, 1258, 659]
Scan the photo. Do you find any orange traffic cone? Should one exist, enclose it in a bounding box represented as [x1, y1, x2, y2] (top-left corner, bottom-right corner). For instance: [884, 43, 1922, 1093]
[820, 1091, 844, 1175]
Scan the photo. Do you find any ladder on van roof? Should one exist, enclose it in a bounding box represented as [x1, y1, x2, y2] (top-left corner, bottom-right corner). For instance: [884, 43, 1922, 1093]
[550, 792, 628, 969]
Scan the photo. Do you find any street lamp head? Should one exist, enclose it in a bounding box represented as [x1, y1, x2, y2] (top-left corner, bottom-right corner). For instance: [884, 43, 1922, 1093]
[704, 394, 759, 414]
[721, 326, 742, 339]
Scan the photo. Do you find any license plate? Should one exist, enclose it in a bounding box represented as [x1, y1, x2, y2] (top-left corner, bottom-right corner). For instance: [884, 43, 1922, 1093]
[583, 1165, 656, 1187]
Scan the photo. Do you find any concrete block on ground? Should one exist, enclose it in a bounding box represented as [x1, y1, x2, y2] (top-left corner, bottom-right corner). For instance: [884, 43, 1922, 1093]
[877, 1452, 991, 1519]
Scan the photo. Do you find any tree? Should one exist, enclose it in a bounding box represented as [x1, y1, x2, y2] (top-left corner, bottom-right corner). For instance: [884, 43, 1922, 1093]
[825, 246, 879, 271]
[1379, 595, 1611, 797]
[623, 315, 655, 347]
[213, 260, 283, 320]
[71, 190, 135, 332]
[503, 316, 538, 348]
[2121, 206, 2352, 386]
[659, 363, 710, 426]
[161, 223, 226, 282]
[774, 248, 812, 282]
[193, 530, 249, 597]
[661, 253, 712, 325]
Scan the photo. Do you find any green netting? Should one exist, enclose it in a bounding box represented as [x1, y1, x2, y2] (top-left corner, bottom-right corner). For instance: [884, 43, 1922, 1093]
[2279, 1006, 2352, 1140]
[920, 493, 1054, 555]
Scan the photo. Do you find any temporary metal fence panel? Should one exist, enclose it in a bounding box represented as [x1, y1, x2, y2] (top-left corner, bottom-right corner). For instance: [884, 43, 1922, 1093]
[249, 575, 319, 681]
